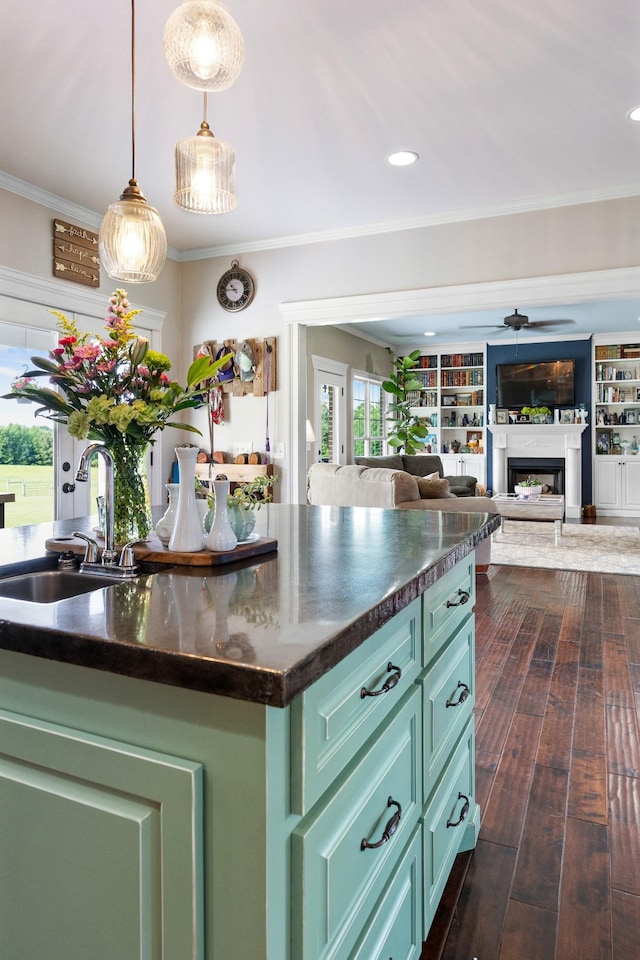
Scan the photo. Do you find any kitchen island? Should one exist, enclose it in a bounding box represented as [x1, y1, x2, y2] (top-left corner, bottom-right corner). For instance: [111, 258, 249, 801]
[0, 503, 497, 960]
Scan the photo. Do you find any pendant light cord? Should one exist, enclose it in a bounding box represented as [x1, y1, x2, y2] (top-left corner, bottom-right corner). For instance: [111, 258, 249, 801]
[130, 0, 136, 181]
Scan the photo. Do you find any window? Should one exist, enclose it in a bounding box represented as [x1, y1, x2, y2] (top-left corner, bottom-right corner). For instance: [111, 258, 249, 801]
[353, 372, 385, 458]
[312, 356, 348, 464]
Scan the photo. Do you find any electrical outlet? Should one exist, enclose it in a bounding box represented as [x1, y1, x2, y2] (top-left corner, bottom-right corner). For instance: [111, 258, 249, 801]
[232, 441, 253, 457]
[272, 442, 285, 459]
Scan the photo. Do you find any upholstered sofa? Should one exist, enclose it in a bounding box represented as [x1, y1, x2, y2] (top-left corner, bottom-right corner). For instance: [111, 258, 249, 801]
[307, 462, 497, 571]
[354, 454, 478, 497]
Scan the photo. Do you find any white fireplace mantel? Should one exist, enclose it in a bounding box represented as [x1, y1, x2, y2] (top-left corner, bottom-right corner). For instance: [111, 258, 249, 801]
[487, 424, 588, 519]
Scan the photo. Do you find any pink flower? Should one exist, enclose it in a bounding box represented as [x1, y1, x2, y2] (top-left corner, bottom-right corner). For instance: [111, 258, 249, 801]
[73, 344, 102, 361]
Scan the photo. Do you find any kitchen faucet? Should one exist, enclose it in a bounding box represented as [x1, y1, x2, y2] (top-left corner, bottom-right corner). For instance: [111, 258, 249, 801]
[75, 443, 118, 564]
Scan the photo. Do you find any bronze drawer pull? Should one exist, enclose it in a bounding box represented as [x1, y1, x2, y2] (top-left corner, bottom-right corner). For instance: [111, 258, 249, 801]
[445, 681, 470, 708]
[361, 662, 402, 699]
[446, 588, 470, 608]
[361, 796, 402, 850]
[446, 793, 470, 828]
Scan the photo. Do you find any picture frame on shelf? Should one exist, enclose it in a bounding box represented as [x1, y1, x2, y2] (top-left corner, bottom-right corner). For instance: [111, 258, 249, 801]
[508, 410, 519, 423]
[442, 395, 456, 407]
[517, 414, 530, 423]
[495, 408, 508, 424]
[596, 430, 611, 455]
[560, 409, 575, 424]
[626, 409, 637, 425]
[636, 388, 640, 402]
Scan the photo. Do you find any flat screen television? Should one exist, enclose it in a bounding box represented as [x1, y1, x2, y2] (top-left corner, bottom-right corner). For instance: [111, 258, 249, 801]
[496, 359, 575, 409]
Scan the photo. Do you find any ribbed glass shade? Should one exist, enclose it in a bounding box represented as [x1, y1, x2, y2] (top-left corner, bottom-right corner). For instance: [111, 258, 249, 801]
[163, 0, 244, 92]
[174, 124, 236, 214]
[99, 181, 168, 283]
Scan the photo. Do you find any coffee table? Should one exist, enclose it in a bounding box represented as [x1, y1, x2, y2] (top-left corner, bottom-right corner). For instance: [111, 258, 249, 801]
[491, 494, 565, 545]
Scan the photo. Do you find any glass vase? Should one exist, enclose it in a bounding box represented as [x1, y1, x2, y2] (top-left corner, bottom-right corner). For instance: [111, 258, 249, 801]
[110, 441, 152, 545]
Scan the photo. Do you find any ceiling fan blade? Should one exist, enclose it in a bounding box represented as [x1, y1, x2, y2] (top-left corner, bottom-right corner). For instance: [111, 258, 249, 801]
[458, 324, 505, 329]
[526, 319, 575, 328]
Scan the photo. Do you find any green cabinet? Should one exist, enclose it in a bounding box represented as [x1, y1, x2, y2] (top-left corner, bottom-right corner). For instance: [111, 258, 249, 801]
[0, 708, 203, 960]
[0, 553, 479, 960]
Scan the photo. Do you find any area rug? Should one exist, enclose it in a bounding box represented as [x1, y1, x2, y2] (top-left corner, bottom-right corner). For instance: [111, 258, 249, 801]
[491, 521, 640, 575]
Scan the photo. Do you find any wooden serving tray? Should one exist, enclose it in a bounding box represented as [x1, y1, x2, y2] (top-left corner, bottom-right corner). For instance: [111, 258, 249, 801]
[45, 534, 278, 566]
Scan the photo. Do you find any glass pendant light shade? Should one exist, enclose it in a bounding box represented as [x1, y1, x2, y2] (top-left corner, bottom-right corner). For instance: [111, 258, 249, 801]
[163, 0, 245, 92]
[99, 179, 168, 283]
[174, 121, 236, 214]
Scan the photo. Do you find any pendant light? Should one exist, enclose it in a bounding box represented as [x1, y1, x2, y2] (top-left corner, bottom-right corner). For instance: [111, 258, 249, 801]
[174, 93, 236, 214]
[163, 0, 244, 92]
[99, 0, 167, 284]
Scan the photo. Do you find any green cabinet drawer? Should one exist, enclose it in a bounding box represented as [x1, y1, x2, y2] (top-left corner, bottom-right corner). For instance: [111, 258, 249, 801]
[422, 721, 477, 934]
[422, 616, 475, 797]
[291, 597, 421, 814]
[292, 687, 422, 960]
[347, 826, 423, 960]
[423, 556, 475, 667]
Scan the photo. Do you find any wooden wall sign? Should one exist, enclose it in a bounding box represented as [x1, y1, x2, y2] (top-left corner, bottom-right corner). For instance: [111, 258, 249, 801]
[195, 337, 277, 397]
[52, 219, 100, 288]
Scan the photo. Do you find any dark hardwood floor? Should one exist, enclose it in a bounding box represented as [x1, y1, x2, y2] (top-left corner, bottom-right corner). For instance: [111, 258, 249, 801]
[436, 546, 640, 959]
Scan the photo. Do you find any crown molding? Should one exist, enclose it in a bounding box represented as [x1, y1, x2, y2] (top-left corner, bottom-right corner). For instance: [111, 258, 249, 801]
[0, 265, 167, 330]
[3, 168, 640, 262]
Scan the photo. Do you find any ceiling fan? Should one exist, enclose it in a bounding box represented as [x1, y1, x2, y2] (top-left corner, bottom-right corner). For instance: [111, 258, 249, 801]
[460, 308, 576, 332]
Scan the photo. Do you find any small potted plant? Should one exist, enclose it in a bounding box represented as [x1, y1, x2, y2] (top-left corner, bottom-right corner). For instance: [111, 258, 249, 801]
[514, 475, 543, 499]
[198, 474, 278, 542]
[521, 405, 552, 424]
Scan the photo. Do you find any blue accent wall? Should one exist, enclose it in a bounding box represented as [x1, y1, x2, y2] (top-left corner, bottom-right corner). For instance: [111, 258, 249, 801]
[486, 338, 592, 503]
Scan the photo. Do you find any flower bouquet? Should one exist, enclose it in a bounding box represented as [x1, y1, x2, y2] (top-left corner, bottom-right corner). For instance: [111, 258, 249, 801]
[4, 289, 227, 543]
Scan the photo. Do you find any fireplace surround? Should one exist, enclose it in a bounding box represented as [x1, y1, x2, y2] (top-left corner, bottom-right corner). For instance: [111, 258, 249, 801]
[488, 423, 588, 519]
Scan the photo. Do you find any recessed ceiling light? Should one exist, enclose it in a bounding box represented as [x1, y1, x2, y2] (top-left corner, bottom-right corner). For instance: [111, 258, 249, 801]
[627, 106, 640, 122]
[423, 331, 436, 336]
[387, 150, 419, 166]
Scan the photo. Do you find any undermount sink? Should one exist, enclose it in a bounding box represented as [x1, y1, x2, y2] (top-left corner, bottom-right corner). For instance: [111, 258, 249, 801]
[0, 559, 116, 604]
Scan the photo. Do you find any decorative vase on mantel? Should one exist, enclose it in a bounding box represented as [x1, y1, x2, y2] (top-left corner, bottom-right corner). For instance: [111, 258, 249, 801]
[110, 440, 153, 546]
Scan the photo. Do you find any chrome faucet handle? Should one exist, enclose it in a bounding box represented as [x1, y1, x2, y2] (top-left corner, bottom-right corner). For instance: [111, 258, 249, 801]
[72, 531, 99, 564]
[119, 538, 145, 568]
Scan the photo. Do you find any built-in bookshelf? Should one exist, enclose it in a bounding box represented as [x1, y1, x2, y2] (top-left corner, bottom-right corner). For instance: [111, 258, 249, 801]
[592, 336, 640, 516]
[406, 346, 486, 458]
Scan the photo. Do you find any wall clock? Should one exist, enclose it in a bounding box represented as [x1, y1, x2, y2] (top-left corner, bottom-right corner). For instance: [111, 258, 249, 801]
[216, 260, 256, 312]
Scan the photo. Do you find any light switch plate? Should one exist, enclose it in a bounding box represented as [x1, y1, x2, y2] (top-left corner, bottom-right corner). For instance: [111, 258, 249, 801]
[272, 442, 285, 459]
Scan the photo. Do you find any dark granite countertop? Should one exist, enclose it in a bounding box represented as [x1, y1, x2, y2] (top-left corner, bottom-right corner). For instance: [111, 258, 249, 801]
[0, 504, 498, 707]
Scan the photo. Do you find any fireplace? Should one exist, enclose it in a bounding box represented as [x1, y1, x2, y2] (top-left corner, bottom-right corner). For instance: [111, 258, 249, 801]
[508, 457, 565, 495]
[487, 422, 588, 519]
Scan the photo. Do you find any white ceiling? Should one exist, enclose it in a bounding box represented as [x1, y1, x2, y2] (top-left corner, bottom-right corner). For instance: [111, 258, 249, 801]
[2, 0, 640, 343]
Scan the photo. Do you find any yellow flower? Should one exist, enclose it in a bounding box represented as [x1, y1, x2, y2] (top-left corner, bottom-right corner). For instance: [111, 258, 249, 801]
[67, 410, 91, 440]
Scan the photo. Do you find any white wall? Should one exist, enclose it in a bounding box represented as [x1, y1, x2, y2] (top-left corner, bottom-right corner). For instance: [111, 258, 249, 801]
[1, 186, 640, 502]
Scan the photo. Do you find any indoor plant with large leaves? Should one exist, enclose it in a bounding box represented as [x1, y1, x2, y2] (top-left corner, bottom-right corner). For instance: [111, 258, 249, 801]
[382, 349, 429, 455]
